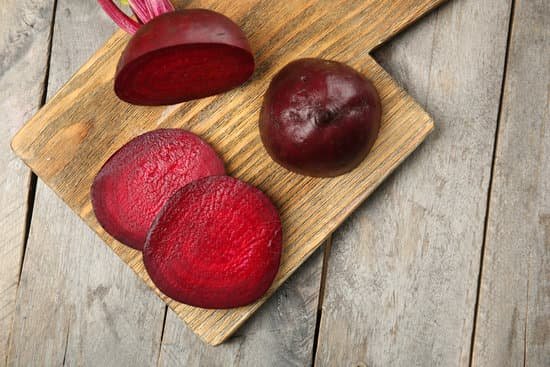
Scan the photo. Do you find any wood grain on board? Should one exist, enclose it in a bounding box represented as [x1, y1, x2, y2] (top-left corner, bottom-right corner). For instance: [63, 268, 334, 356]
[7, 2, 166, 366]
[11, 0, 445, 345]
[314, 0, 512, 365]
[472, 0, 550, 365]
[0, 1, 55, 364]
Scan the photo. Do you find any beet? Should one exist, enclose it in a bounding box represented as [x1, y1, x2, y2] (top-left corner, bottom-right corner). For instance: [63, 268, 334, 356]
[143, 176, 282, 309]
[259, 58, 382, 177]
[91, 129, 225, 250]
[114, 9, 255, 105]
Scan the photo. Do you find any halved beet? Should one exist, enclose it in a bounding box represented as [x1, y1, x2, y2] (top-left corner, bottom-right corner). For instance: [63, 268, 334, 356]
[115, 9, 255, 105]
[260, 58, 381, 177]
[143, 176, 282, 309]
[91, 129, 225, 250]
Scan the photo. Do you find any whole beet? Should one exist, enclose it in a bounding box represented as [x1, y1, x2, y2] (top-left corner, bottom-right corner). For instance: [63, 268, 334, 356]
[259, 58, 381, 177]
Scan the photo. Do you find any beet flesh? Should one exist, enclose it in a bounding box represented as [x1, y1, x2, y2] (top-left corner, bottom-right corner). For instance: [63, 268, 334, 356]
[91, 129, 225, 250]
[115, 9, 255, 106]
[259, 58, 382, 177]
[143, 176, 282, 309]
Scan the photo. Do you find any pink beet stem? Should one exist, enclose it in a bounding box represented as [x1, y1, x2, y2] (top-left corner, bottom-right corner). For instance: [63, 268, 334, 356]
[97, 0, 140, 34]
[128, 0, 174, 23]
[97, 0, 174, 34]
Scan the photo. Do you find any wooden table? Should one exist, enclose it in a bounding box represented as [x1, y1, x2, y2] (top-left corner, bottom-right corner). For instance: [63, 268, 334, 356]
[1, 0, 548, 366]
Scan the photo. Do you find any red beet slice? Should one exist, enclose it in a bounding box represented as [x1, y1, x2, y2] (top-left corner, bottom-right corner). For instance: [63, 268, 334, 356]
[143, 176, 282, 309]
[91, 129, 225, 250]
[115, 9, 255, 106]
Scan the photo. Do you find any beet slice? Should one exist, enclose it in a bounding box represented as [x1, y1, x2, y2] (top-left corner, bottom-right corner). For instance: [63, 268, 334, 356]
[143, 176, 282, 309]
[91, 129, 225, 250]
[115, 9, 255, 106]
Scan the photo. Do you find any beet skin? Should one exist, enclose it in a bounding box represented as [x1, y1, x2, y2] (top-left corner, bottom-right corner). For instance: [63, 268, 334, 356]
[259, 58, 382, 177]
[143, 176, 282, 309]
[91, 129, 225, 250]
[115, 9, 255, 106]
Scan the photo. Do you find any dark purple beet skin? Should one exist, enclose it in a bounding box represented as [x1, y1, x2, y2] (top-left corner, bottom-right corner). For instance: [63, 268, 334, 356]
[259, 58, 382, 177]
[115, 9, 255, 106]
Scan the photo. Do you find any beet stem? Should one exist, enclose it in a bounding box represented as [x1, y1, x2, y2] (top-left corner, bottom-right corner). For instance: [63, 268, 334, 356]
[128, 0, 174, 24]
[97, 0, 174, 34]
[97, 0, 140, 34]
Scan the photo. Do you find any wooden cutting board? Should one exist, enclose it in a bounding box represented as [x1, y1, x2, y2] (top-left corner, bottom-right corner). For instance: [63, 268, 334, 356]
[11, 0, 445, 345]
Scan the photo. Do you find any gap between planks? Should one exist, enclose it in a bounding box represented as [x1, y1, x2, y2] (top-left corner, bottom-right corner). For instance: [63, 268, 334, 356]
[310, 237, 333, 367]
[468, 0, 516, 366]
[18, 0, 58, 288]
[156, 306, 169, 367]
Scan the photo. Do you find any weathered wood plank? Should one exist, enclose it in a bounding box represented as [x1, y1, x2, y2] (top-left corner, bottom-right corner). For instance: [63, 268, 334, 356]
[7, 2, 165, 366]
[472, 0, 550, 365]
[0, 1, 55, 364]
[158, 247, 323, 367]
[315, 0, 512, 365]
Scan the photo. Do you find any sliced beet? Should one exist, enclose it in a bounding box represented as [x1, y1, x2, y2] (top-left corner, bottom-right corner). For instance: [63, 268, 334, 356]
[91, 129, 225, 250]
[115, 9, 255, 106]
[143, 176, 282, 309]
